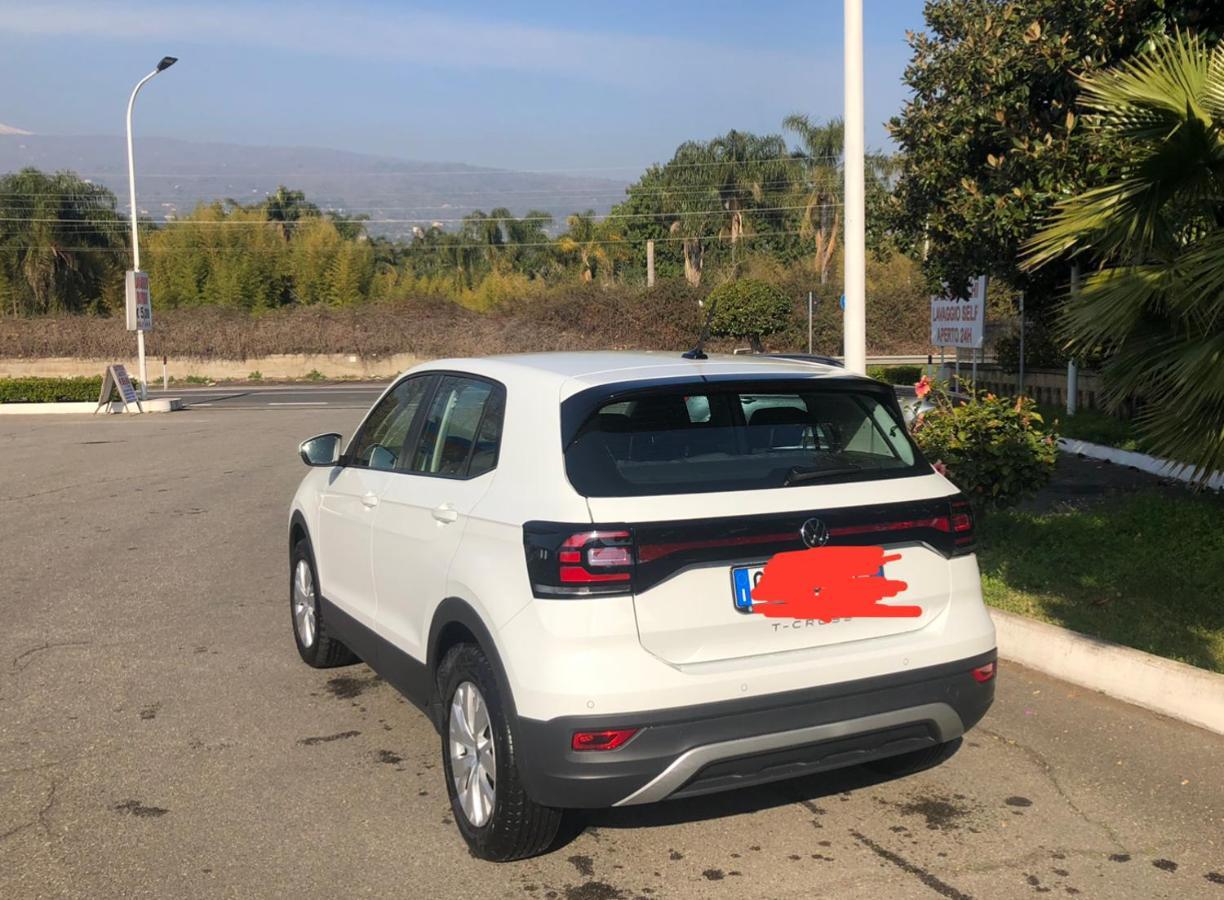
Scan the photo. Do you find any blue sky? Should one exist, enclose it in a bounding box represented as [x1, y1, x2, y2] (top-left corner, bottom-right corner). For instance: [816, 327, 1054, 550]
[0, 0, 926, 172]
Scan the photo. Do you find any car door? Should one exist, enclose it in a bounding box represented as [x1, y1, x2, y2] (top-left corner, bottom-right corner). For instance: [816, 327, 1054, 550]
[372, 374, 505, 662]
[314, 374, 433, 629]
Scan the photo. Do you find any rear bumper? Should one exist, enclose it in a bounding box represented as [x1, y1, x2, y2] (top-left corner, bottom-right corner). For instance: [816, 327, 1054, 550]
[514, 649, 996, 808]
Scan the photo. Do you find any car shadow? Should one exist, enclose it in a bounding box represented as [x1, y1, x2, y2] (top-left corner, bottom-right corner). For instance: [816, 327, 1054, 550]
[548, 739, 962, 851]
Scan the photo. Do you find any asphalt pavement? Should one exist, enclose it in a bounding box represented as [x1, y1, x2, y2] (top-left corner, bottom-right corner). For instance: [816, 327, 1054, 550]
[147, 382, 387, 409]
[1, 407, 1222, 899]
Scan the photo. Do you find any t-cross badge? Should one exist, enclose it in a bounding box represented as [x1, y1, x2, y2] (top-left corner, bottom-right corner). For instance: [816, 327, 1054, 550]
[288, 352, 997, 860]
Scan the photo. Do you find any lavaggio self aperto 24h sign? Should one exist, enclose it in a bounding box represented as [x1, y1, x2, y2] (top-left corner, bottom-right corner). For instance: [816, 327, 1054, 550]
[125, 270, 152, 332]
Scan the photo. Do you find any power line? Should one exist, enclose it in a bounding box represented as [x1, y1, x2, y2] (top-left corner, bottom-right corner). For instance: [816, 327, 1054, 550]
[14, 228, 817, 254]
[46, 156, 843, 179]
[0, 203, 842, 228]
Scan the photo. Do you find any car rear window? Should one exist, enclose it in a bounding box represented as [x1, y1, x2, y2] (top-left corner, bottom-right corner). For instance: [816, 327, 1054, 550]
[563, 383, 927, 497]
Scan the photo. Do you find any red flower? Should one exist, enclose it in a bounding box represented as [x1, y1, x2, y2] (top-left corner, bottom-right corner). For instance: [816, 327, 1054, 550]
[915, 375, 933, 399]
[931, 459, 948, 477]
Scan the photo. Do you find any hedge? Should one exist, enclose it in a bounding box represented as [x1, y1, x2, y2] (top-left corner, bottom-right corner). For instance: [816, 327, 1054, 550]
[867, 364, 925, 385]
[0, 376, 139, 404]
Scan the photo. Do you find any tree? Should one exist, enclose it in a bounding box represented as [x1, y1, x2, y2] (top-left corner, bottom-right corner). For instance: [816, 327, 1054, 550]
[262, 185, 319, 239]
[618, 130, 797, 287]
[0, 168, 124, 314]
[885, 1, 1224, 344]
[783, 114, 843, 287]
[1023, 33, 1224, 481]
[707, 278, 792, 351]
[558, 210, 624, 283]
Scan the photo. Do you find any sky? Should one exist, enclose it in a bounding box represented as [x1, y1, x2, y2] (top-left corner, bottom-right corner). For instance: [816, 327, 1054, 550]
[0, 0, 927, 173]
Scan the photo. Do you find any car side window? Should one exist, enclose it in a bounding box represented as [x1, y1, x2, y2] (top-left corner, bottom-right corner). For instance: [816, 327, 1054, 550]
[408, 375, 504, 478]
[347, 376, 432, 471]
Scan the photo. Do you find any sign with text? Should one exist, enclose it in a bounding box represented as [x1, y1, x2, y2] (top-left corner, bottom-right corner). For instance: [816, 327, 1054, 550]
[930, 276, 986, 348]
[95, 364, 142, 414]
[125, 270, 152, 332]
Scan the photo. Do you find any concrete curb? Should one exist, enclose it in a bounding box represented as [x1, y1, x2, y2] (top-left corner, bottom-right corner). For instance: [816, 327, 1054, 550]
[0, 398, 183, 415]
[1058, 437, 1224, 491]
[990, 608, 1224, 735]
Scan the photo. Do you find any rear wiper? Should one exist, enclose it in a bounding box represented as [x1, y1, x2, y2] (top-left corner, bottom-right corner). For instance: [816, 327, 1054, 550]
[784, 464, 862, 486]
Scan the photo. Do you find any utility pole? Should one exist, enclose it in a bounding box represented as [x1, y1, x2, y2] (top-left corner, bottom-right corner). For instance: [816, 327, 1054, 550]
[1067, 265, 1080, 415]
[842, 0, 867, 374]
[125, 55, 177, 400]
[1018, 291, 1026, 396]
[807, 290, 814, 354]
[646, 239, 655, 288]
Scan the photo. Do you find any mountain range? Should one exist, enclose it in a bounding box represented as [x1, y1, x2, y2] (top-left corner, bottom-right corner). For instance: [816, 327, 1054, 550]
[0, 131, 629, 238]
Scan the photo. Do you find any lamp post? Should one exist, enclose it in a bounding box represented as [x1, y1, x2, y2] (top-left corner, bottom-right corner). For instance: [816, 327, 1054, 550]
[126, 55, 177, 400]
[842, 0, 866, 374]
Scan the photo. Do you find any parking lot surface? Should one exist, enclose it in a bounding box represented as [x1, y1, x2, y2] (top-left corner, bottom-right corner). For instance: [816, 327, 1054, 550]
[2, 406, 1222, 899]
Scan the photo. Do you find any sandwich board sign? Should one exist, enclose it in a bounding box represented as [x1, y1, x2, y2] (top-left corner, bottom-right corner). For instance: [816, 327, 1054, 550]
[95, 364, 142, 414]
[930, 275, 987, 349]
[125, 270, 152, 332]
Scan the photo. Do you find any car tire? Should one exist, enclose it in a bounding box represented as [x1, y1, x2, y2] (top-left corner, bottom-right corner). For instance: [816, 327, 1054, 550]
[290, 538, 358, 668]
[866, 739, 959, 777]
[437, 643, 562, 861]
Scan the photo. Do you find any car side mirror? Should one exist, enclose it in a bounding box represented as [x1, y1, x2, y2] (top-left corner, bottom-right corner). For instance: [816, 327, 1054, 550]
[299, 433, 342, 467]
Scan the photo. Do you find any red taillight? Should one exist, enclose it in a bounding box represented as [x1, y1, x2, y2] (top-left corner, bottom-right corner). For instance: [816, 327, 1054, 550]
[971, 661, 996, 683]
[524, 525, 636, 597]
[949, 497, 975, 553]
[572, 728, 639, 751]
[558, 530, 632, 584]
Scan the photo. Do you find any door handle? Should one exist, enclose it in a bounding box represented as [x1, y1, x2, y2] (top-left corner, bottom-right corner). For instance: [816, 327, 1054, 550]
[361, 492, 379, 509]
[431, 503, 458, 524]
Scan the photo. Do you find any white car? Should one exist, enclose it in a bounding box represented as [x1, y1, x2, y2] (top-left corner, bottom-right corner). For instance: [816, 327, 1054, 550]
[288, 352, 997, 861]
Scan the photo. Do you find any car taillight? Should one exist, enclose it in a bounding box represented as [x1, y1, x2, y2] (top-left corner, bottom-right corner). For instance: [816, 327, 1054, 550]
[524, 522, 636, 598]
[571, 728, 639, 751]
[971, 661, 996, 683]
[949, 495, 975, 555]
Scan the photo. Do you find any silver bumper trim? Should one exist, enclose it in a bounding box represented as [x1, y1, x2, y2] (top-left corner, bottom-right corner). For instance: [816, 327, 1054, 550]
[612, 701, 964, 806]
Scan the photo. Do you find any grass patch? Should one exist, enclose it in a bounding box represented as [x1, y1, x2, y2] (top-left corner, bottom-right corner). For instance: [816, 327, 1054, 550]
[977, 491, 1224, 673]
[1037, 405, 1139, 451]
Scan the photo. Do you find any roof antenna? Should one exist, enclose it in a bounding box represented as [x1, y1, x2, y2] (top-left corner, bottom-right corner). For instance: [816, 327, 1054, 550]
[682, 295, 719, 360]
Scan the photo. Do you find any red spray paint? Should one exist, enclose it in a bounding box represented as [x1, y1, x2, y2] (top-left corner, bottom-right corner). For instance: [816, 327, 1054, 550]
[749, 546, 920, 622]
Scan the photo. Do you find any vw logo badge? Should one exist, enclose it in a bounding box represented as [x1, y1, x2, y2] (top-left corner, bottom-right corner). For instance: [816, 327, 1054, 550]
[800, 517, 829, 548]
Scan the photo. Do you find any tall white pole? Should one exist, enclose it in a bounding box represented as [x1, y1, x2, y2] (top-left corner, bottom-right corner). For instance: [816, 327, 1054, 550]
[842, 0, 866, 374]
[126, 58, 176, 400]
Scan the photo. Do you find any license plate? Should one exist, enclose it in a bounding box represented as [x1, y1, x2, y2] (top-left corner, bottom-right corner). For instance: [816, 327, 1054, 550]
[731, 565, 765, 613]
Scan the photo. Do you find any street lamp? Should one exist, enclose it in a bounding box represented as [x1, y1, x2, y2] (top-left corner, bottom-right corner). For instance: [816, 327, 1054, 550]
[842, 0, 866, 375]
[126, 55, 177, 400]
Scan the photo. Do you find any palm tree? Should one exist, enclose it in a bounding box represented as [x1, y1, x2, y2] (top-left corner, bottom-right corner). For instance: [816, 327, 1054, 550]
[0, 168, 124, 315]
[558, 210, 623, 283]
[1023, 32, 1224, 481]
[660, 130, 793, 284]
[783, 114, 844, 287]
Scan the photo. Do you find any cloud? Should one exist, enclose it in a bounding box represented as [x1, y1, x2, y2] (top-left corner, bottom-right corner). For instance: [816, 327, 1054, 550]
[0, 1, 830, 97]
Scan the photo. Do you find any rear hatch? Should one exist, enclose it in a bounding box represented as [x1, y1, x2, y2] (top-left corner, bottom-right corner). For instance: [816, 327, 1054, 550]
[561, 376, 973, 666]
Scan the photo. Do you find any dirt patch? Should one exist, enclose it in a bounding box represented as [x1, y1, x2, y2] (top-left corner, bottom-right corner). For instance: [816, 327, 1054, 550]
[298, 730, 360, 746]
[325, 674, 381, 700]
[112, 799, 168, 818]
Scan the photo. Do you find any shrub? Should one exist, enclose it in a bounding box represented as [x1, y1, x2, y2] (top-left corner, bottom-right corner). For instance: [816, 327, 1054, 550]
[248, 370, 263, 382]
[304, 369, 326, 382]
[911, 379, 1058, 509]
[0, 375, 138, 403]
[867, 364, 924, 385]
[706, 279, 792, 351]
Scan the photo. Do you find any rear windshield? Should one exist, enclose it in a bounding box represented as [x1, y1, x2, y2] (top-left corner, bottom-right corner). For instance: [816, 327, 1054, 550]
[564, 384, 927, 497]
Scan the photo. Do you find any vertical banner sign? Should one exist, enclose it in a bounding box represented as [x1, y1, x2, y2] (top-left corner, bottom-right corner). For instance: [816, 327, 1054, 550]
[930, 275, 986, 348]
[125, 270, 152, 332]
[95, 364, 143, 414]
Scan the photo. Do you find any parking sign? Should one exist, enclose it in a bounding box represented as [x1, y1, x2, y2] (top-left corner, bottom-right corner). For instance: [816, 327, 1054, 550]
[125, 270, 152, 332]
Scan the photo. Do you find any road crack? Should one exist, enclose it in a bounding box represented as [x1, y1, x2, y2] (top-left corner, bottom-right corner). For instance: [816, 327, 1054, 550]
[978, 726, 1126, 851]
[12, 641, 91, 672]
